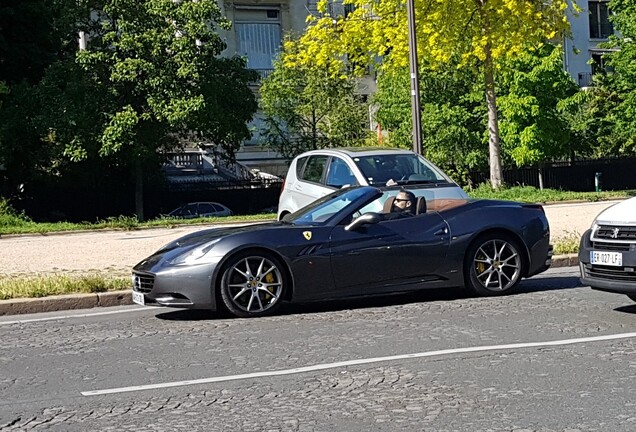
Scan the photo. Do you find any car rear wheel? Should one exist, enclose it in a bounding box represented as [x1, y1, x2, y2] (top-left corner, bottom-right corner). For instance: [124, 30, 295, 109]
[220, 251, 286, 318]
[464, 234, 524, 296]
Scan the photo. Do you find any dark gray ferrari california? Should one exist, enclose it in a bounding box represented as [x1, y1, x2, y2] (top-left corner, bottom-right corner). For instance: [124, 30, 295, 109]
[132, 186, 552, 318]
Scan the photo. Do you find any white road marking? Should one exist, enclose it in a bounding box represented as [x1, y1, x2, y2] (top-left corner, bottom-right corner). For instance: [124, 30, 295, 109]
[82, 331, 636, 396]
[0, 307, 160, 325]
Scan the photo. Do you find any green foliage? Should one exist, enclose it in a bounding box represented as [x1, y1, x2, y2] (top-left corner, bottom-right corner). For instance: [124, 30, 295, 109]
[588, 0, 636, 155]
[373, 66, 485, 181]
[553, 232, 581, 255]
[0, 198, 32, 228]
[497, 44, 581, 166]
[466, 183, 631, 203]
[76, 0, 258, 163]
[0, 212, 277, 235]
[0, 274, 129, 300]
[259, 43, 371, 159]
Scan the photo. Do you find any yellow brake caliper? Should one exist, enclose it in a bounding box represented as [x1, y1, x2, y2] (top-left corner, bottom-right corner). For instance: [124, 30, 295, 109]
[264, 272, 275, 299]
[477, 252, 486, 274]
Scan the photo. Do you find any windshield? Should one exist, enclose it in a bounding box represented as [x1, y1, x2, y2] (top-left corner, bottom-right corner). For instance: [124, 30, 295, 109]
[287, 187, 377, 225]
[352, 153, 451, 186]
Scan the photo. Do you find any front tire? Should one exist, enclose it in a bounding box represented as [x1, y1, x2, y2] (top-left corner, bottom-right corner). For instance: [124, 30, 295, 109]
[220, 251, 286, 318]
[464, 234, 524, 296]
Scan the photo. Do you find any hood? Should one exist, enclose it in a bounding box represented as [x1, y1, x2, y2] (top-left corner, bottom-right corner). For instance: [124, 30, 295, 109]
[134, 221, 283, 270]
[158, 221, 280, 253]
[595, 197, 636, 225]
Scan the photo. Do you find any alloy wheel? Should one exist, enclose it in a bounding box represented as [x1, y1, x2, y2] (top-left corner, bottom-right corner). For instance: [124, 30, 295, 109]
[472, 239, 522, 292]
[223, 255, 284, 315]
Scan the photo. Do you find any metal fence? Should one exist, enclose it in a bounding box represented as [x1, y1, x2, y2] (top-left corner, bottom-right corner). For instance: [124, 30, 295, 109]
[15, 177, 284, 223]
[469, 157, 636, 192]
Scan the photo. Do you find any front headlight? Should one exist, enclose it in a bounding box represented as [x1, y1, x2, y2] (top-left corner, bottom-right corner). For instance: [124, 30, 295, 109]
[169, 239, 222, 266]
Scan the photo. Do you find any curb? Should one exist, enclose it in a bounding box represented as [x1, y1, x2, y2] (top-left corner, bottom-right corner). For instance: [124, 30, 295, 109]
[0, 290, 132, 316]
[0, 255, 580, 317]
[550, 253, 579, 268]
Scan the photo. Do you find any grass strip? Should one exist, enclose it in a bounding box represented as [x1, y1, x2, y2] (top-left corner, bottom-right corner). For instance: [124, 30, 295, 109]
[0, 274, 130, 300]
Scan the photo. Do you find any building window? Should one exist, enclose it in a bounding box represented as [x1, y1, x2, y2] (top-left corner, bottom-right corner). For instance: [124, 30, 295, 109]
[234, 7, 282, 79]
[589, 1, 613, 39]
[591, 52, 615, 73]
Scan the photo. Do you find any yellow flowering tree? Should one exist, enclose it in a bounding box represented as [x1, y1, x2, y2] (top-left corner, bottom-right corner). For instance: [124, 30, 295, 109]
[288, 0, 571, 188]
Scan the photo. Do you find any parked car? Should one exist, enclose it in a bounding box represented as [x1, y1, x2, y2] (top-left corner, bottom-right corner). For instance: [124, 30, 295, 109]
[166, 202, 233, 219]
[579, 197, 636, 301]
[132, 185, 553, 318]
[277, 147, 468, 220]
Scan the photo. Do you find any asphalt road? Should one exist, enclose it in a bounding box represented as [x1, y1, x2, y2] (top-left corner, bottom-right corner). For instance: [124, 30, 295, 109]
[2, 266, 636, 431]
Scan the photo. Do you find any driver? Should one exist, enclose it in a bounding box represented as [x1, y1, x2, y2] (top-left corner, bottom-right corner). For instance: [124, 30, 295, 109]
[381, 189, 416, 221]
[391, 190, 416, 215]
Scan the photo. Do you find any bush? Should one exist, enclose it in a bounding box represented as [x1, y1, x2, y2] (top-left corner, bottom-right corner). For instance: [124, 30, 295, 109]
[0, 198, 32, 228]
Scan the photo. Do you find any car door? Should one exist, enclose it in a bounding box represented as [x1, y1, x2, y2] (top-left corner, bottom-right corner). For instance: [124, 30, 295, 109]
[328, 212, 450, 294]
[197, 203, 216, 217]
[291, 155, 331, 210]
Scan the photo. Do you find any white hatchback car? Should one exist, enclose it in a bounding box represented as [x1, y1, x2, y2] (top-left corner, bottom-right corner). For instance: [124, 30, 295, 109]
[277, 147, 468, 220]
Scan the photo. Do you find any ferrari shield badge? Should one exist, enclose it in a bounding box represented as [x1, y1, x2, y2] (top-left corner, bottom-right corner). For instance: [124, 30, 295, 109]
[303, 231, 312, 241]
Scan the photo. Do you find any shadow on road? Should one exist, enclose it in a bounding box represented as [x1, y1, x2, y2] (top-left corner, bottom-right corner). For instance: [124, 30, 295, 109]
[614, 304, 636, 315]
[154, 275, 587, 321]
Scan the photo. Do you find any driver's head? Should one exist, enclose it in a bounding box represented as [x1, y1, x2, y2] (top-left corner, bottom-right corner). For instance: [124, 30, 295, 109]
[392, 190, 416, 213]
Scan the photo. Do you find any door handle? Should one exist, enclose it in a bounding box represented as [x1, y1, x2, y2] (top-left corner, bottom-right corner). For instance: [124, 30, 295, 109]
[434, 227, 448, 236]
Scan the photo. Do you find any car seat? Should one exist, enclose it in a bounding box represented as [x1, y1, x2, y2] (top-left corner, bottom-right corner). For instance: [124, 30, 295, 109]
[383, 196, 395, 213]
[415, 196, 427, 214]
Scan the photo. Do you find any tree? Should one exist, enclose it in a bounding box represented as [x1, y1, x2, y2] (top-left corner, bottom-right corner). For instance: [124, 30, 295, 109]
[0, 0, 93, 196]
[591, 0, 636, 154]
[288, 0, 571, 188]
[74, 0, 258, 220]
[373, 66, 485, 184]
[496, 44, 580, 167]
[259, 42, 370, 160]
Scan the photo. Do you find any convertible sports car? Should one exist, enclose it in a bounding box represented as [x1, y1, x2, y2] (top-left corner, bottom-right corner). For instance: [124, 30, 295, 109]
[132, 186, 553, 318]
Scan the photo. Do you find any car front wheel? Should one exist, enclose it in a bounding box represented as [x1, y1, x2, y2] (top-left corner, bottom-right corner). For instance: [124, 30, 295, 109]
[464, 234, 524, 296]
[220, 251, 286, 318]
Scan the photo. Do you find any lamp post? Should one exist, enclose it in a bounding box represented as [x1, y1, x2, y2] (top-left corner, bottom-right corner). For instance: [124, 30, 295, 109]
[406, 0, 422, 155]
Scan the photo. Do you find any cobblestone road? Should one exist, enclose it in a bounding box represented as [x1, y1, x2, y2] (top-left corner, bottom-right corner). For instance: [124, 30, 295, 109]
[2, 267, 636, 431]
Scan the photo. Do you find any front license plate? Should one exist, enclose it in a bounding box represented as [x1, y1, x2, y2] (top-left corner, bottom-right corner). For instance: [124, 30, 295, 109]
[132, 291, 145, 305]
[590, 251, 623, 267]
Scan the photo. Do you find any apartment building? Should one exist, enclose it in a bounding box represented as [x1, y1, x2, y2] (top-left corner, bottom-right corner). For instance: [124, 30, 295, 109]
[564, 0, 617, 87]
[218, 1, 376, 176]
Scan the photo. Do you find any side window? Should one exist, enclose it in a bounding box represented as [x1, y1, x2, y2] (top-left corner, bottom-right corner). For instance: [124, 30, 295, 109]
[210, 204, 224, 212]
[184, 203, 198, 216]
[301, 156, 328, 184]
[295, 156, 308, 178]
[198, 203, 215, 214]
[326, 158, 358, 188]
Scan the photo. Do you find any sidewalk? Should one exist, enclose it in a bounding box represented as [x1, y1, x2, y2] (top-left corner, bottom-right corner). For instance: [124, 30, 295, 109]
[0, 199, 623, 316]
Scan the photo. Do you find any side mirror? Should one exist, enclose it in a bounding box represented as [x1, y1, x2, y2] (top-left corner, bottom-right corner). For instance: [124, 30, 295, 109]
[282, 213, 293, 223]
[345, 212, 381, 231]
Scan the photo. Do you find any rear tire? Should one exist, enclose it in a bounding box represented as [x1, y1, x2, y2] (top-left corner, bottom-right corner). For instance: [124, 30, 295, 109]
[464, 234, 525, 296]
[219, 251, 287, 318]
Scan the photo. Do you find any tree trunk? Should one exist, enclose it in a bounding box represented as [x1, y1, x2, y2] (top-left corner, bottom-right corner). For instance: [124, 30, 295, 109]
[135, 159, 145, 222]
[482, 23, 503, 189]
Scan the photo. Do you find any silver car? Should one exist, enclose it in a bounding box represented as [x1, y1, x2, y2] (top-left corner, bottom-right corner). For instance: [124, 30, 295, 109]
[167, 202, 233, 219]
[277, 147, 468, 220]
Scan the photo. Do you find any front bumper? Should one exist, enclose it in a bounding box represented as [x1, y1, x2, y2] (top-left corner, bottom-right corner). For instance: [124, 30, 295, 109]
[131, 261, 219, 310]
[579, 228, 636, 295]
